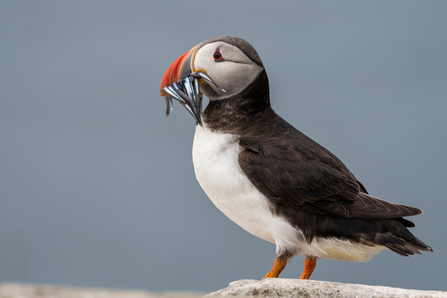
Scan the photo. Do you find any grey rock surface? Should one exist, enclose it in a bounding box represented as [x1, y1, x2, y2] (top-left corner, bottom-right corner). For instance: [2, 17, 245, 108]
[206, 279, 447, 298]
[0, 283, 205, 298]
[1, 281, 445, 298]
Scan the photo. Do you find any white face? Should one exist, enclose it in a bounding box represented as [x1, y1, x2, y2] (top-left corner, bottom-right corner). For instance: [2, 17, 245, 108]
[193, 41, 263, 100]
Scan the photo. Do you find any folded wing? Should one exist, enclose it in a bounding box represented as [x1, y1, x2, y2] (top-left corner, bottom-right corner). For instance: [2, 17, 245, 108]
[238, 135, 421, 220]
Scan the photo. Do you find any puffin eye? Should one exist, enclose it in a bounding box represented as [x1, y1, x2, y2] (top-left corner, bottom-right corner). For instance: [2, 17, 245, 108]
[213, 49, 224, 62]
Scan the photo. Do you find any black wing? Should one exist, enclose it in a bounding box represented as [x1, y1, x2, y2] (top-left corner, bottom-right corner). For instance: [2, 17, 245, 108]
[238, 114, 421, 219]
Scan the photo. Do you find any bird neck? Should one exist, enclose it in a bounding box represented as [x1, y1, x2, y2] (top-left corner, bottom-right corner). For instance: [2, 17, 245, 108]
[202, 70, 272, 134]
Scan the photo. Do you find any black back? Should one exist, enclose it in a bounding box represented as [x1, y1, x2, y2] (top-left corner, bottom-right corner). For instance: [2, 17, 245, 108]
[202, 63, 433, 258]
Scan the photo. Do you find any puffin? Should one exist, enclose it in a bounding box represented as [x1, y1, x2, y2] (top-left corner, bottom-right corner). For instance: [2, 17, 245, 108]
[159, 36, 433, 279]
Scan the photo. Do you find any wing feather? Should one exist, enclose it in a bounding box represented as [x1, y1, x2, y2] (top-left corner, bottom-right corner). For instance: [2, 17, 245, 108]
[238, 137, 421, 219]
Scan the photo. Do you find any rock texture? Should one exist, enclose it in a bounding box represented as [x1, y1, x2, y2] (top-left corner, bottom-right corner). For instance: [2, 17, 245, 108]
[1, 280, 445, 298]
[0, 283, 205, 298]
[206, 279, 447, 298]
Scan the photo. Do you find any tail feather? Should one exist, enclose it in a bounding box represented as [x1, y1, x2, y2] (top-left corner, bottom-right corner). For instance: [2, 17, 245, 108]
[383, 237, 434, 256]
[311, 210, 434, 256]
[273, 202, 434, 256]
[397, 217, 416, 228]
[370, 222, 434, 256]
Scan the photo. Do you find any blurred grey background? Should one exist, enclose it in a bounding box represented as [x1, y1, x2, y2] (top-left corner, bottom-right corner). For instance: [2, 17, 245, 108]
[0, 0, 446, 293]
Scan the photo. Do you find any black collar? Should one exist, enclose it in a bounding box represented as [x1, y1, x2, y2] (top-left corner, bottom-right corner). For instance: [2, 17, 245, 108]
[203, 70, 271, 134]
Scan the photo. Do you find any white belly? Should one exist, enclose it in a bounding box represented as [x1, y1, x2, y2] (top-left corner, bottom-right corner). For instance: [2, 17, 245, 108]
[192, 125, 384, 262]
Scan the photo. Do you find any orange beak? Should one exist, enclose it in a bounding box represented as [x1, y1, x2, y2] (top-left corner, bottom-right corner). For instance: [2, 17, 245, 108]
[160, 47, 197, 96]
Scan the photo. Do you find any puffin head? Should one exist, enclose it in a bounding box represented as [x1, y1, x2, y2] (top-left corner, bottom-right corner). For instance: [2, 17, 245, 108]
[160, 36, 265, 124]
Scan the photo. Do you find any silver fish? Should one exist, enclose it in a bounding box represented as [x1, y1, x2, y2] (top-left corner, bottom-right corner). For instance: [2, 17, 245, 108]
[162, 72, 225, 126]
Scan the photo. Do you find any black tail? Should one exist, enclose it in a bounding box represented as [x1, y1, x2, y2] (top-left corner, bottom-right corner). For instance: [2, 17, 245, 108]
[376, 217, 434, 256]
[318, 215, 434, 256]
[273, 202, 434, 256]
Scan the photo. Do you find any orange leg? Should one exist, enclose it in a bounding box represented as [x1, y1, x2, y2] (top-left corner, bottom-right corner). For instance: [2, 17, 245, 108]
[264, 258, 288, 278]
[299, 257, 317, 279]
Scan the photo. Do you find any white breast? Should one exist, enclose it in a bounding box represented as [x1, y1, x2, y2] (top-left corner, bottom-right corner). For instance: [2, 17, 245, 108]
[192, 126, 301, 250]
[192, 125, 384, 262]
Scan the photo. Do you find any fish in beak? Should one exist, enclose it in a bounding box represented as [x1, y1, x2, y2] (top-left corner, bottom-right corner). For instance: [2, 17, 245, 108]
[159, 47, 225, 126]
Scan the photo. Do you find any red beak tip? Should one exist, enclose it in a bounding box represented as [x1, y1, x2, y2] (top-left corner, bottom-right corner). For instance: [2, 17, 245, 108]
[160, 50, 192, 95]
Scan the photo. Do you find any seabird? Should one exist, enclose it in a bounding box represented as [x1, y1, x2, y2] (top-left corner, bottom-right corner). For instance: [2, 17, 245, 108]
[159, 36, 433, 279]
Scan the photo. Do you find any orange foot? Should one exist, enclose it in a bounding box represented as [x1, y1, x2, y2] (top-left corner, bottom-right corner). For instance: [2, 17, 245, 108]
[299, 257, 317, 279]
[264, 258, 288, 278]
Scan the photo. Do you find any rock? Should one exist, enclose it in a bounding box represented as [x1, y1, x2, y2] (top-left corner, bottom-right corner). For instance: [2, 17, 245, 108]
[0, 283, 205, 298]
[205, 279, 447, 298]
[1, 281, 445, 298]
